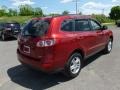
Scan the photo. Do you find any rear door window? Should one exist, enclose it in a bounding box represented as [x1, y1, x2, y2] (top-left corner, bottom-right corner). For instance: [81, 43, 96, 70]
[75, 19, 91, 31]
[0, 23, 4, 30]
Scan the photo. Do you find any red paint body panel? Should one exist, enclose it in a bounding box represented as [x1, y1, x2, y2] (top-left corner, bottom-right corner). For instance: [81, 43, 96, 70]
[17, 15, 113, 72]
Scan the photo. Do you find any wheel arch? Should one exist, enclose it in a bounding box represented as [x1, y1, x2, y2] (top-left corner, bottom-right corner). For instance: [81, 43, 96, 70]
[70, 49, 85, 60]
[110, 35, 113, 42]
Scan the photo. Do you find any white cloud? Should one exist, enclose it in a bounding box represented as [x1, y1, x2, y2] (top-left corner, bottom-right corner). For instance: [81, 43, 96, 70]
[60, 0, 73, 3]
[11, 0, 35, 6]
[112, 0, 120, 2]
[49, 11, 61, 14]
[81, 2, 111, 10]
[80, 2, 113, 16]
[41, 7, 48, 9]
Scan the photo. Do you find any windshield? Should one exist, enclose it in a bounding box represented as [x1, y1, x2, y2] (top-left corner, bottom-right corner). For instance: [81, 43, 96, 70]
[21, 19, 50, 37]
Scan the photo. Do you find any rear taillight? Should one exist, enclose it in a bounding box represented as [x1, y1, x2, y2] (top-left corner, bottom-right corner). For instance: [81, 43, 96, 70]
[36, 39, 55, 47]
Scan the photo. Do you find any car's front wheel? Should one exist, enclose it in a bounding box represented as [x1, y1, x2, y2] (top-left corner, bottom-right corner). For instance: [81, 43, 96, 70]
[117, 24, 120, 27]
[64, 53, 82, 78]
[104, 39, 113, 54]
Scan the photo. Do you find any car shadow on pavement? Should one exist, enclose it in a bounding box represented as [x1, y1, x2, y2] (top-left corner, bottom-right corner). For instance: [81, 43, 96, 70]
[7, 51, 104, 90]
[7, 65, 70, 90]
[82, 51, 105, 68]
[0, 37, 17, 41]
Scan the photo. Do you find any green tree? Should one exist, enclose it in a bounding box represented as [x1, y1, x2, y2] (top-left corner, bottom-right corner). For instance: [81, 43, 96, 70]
[19, 5, 34, 16]
[109, 6, 120, 20]
[0, 5, 7, 16]
[48, 13, 60, 16]
[92, 14, 114, 23]
[33, 7, 43, 16]
[8, 9, 18, 16]
[62, 10, 69, 15]
[0, 9, 5, 16]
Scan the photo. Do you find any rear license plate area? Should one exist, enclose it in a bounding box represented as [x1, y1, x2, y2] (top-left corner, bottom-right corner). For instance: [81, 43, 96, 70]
[23, 45, 30, 54]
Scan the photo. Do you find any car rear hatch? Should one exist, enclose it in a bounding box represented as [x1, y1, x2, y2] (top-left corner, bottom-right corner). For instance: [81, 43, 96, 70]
[18, 18, 52, 60]
[6, 23, 20, 34]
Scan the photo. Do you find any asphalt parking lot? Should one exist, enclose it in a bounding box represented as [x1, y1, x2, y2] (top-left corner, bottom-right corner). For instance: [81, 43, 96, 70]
[0, 26, 120, 90]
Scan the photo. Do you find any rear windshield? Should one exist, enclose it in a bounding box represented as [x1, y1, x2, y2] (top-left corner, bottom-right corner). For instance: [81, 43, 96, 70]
[6, 23, 20, 28]
[22, 19, 50, 37]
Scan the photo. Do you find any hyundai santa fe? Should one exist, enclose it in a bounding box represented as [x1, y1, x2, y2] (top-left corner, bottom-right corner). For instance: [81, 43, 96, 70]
[17, 15, 113, 78]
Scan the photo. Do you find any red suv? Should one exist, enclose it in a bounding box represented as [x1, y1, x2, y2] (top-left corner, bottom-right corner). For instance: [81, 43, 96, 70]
[17, 15, 113, 78]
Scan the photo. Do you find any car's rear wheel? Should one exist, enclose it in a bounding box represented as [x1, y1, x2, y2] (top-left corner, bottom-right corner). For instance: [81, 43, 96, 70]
[103, 39, 113, 54]
[117, 23, 120, 27]
[64, 53, 82, 78]
[1, 33, 6, 41]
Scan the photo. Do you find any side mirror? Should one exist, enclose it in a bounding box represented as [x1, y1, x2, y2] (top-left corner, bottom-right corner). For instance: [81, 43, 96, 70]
[102, 25, 108, 30]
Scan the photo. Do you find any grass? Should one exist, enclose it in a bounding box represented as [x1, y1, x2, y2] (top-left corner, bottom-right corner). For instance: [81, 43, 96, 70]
[0, 16, 115, 26]
[102, 22, 115, 26]
[0, 16, 32, 24]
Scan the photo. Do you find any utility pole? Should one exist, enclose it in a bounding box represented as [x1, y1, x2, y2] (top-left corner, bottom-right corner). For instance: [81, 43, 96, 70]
[75, 0, 78, 14]
[102, 8, 105, 15]
[73, 0, 79, 14]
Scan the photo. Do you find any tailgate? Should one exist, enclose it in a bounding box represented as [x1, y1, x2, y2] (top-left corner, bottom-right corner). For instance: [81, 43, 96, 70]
[18, 36, 44, 59]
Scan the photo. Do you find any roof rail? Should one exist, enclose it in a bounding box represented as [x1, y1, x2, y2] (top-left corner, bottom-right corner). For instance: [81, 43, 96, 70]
[51, 14, 93, 18]
[33, 14, 93, 19]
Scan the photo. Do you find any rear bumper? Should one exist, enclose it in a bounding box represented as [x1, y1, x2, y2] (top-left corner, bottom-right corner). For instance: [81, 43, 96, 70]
[17, 49, 55, 72]
[4, 31, 20, 38]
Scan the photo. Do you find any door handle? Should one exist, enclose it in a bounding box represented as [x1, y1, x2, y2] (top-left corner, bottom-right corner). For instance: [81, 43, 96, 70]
[96, 31, 103, 36]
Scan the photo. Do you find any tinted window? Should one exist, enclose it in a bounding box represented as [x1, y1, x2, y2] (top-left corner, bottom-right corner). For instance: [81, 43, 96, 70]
[0, 23, 4, 30]
[90, 20, 101, 30]
[75, 19, 91, 31]
[5, 23, 20, 28]
[61, 19, 74, 31]
[0, 24, 2, 30]
[22, 20, 50, 37]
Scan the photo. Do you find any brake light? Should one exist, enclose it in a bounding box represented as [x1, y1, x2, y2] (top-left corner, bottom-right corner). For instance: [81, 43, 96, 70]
[36, 39, 55, 47]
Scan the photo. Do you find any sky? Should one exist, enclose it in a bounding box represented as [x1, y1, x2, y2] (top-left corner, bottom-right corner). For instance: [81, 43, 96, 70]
[0, 0, 120, 16]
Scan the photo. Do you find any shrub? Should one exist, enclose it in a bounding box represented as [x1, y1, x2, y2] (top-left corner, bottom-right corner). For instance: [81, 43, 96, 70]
[92, 14, 114, 23]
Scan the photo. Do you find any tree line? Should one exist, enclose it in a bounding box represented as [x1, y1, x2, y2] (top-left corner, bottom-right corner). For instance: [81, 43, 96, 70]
[0, 4, 82, 17]
[0, 5, 43, 17]
[0, 4, 120, 21]
[109, 6, 120, 20]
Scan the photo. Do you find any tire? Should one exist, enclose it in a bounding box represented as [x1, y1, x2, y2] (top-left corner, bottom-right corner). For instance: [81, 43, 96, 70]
[1, 33, 6, 41]
[103, 39, 113, 54]
[64, 53, 82, 78]
[117, 23, 120, 27]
